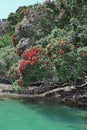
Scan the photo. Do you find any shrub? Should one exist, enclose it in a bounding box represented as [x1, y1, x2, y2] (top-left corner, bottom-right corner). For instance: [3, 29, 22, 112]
[17, 46, 48, 86]
[10, 0, 87, 87]
[0, 33, 11, 47]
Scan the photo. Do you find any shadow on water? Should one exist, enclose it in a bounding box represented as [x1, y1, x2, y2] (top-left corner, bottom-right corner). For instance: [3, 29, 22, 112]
[21, 101, 87, 125]
[0, 99, 87, 130]
[0, 99, 5, 101]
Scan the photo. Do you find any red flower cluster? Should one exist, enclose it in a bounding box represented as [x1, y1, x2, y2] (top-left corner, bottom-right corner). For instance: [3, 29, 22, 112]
[46, 41, 64, 60]
[21, 47, 41, 60]
[56, 39, 66, 46]
[19, 60, 27, 71]
[19, 47, 41, 72]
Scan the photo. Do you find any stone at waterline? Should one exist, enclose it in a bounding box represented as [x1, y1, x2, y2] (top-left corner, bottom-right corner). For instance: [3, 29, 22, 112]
[0, 79, 12, 84]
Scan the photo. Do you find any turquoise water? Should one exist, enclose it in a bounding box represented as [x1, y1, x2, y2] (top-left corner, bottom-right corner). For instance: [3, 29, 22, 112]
[0, 99, 87, 130]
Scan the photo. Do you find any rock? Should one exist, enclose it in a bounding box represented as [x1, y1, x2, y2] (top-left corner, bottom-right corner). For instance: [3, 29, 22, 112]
[0, 79, 12, 84]
[78, 96, 87, 102]
[2, 89, 13, 93]
[75, 77, 84, 85]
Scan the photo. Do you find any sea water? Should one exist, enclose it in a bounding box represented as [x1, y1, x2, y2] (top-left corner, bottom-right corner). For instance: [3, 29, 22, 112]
[0, 99, 87, 130]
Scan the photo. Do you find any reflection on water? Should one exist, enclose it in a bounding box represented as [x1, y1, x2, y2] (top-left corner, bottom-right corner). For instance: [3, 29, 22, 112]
[0, 99, 87, 130]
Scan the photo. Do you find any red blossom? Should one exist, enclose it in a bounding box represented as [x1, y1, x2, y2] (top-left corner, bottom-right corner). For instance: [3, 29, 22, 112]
[20, 47, 41, 66]
[19, 60, 27, 71]
[21, 47, 41, 60]
[56, 39, 66, 46]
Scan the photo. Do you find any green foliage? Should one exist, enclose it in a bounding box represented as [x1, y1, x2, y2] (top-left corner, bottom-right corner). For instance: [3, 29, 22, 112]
[7, 5, 33, 33]
[0, 46, 20, 80]
[0, 33, 11, 47]
[12, 81, 21, 92]
[6, 0, 87, 87]
[16, 46, 49, 86]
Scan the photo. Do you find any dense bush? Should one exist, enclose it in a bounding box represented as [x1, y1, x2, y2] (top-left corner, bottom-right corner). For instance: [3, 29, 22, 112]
[0, 33, 12, 47]
[10, 0, 87, 86]
[0, 46, 20, 79]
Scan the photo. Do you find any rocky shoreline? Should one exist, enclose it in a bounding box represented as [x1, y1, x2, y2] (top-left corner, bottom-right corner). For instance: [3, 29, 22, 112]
[0, 77, 87, 108]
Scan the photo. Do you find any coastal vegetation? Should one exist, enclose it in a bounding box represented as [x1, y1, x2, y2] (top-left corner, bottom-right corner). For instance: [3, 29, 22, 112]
[0, 0, 87, 90]
[0, 2, 87, 130]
